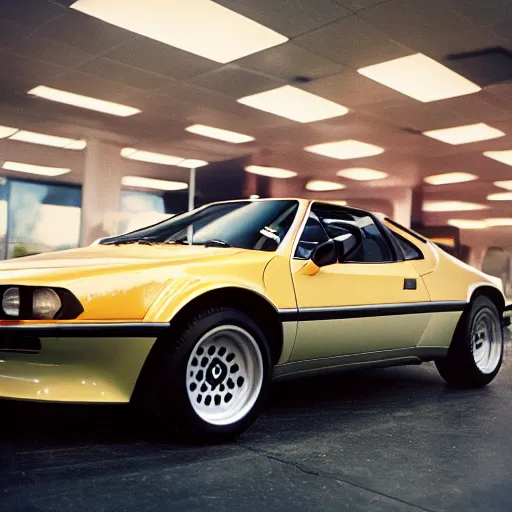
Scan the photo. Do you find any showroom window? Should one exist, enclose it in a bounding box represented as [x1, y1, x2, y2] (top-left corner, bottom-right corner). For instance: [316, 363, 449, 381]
[118, 190, 172, 234]
[0, 177, 7, 259]
[5, 179, 82, 259]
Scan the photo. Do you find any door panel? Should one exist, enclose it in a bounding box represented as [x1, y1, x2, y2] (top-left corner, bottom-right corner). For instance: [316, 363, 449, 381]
[289, 259, 431, 361]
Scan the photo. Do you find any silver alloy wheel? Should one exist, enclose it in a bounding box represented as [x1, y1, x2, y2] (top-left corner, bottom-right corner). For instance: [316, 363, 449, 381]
[186, 325, 264, 426]
[471, 307, 502, 374]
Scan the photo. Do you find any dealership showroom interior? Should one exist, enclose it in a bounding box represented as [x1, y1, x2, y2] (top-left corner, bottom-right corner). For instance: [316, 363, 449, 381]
[3, 0, 512, 510]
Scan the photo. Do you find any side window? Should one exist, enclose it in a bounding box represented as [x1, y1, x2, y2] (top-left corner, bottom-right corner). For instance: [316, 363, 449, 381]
[294, 215, 329, 260]
[310, 206, 396, 263]
[393, 232, 424, 260]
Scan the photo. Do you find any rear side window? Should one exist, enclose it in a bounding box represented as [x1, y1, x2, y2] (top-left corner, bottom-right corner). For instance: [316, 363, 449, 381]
[393, 232, 424, 260]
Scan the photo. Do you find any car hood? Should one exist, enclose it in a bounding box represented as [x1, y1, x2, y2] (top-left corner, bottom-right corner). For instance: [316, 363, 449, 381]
[0, 244, 243, 272]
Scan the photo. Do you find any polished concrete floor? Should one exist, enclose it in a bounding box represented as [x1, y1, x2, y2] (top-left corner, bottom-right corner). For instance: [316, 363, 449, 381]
[2, 343, 512, 511]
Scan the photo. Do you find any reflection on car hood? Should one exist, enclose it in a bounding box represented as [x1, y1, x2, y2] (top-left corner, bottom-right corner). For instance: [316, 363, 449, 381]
[0, 244, 243, 271]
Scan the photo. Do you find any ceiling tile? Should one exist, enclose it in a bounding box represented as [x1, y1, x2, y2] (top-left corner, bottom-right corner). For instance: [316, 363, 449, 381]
[333, 0, 392, 12]
[0, 20, 29, 49]
[450, 0, 512, 28]
[300, 69, 404, 108]
[0, 50, 66, 91]
[9, 35, 93, 68]
[213, 0, 351, 38]
[293, 15, 410, 69]
[105, 36, 219, 80]
[45, 71, 138, 102]
[357, 0, 474, 47]
[236, 43, 345, 81]
[189, 65, 284, 98]
[77, 58, 173, 91]
[0, 0, 64, 29]
[34, 10, 136, 54]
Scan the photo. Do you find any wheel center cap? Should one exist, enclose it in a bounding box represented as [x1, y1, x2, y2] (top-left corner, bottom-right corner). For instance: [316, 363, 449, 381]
[205, 357, 228, 390]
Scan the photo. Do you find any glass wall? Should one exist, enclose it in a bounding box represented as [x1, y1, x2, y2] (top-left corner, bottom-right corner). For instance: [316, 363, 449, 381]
[118, 190, 171, 234]
[0, 176, 177, 259]
[6, 179, 82, 258]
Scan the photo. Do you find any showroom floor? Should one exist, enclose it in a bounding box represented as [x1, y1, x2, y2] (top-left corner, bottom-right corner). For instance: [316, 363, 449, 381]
[1, 337, 512, 512]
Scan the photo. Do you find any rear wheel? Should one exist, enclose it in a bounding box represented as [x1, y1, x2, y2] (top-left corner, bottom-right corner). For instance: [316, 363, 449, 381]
[435, 296, 503, 387]
[145, 307, 272, 442]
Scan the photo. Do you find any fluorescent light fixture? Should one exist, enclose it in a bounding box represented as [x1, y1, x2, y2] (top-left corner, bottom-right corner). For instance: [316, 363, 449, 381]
[336, 168, 388, 181]
[186, 124, 254, 144]
[305, 140, 384, 160]
[3, 161, 70, 177]
[0, 125, 18, 138]
[306, 180, 346, 192]
[28, 85, 141, 117]
[424, 172, 478, 185]
[238, 85, 349, 123]
[71, 0, 288, 64]
[249, 194, 260, 199]
[358, 53, 481, 102]
[121, 176, 188, 191]
[9, 130, 86, 150]
[423, 201, 487, 212]
[177, 159, 208, 168]
[447, 219, 487, 229]
[484, 150, 512, 166]
[493, 180, 512, 190]
[245, 165, 297, 179]
[121, 148, 184, 166]
[485, 218, 512, 227]
[422, 123, 504, 145]
[487, 192, 512, 201]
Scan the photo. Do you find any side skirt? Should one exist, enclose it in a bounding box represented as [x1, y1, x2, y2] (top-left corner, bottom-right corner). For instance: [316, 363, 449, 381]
[273, 347, 448, 381]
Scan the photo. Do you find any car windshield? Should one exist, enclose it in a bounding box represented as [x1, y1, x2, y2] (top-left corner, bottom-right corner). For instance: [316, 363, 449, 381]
[100, 200, 299, 252]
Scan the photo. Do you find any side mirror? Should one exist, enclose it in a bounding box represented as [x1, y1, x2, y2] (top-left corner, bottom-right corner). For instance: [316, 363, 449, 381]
[311, 239, 338, 267]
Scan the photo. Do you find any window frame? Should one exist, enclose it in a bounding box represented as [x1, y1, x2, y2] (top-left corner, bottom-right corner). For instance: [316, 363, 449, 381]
[293, 202, 403, 264]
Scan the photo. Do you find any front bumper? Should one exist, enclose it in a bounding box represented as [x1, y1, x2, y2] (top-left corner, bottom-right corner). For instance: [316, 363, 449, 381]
[0, 323, 168, 403]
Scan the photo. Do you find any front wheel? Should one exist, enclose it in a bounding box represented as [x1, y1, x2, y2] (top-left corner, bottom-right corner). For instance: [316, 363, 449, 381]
[435, 296, 503, 388]
[146, 307, 272, 442]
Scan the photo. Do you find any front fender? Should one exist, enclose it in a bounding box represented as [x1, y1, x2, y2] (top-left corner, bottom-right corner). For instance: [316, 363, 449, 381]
[143, 253, 275, 323]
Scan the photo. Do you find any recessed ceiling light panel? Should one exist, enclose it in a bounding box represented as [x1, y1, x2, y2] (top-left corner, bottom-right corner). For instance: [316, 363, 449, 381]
[305, 140, 384, 160]
[486, 218, 512, 227]
[178, 159, 209, 168]
[423, 123, 504, 145]
[121, 148, 184, 166]
[423, 200, 487, 212]
[358, 53, 481, 102]
[238, 86, 349, 123]
[245, 165, 297, 179]
[447, 219, 487, 229]
[305, 180, 346, 192]
[493, 180, 512, 190]
[0, 125, 18, 139]
[3, 161, 70, 177]
[10, 130, 86, 150]
[484, 150, 512, 166]
[424, 172, 478, 185]
[122, 176, 188, 191]
[185, 124, 255, 143]
[71, 0, 288, 63]
[336, 168, 388, 180]
[28, 85, 141, 117]
[487, 192, 512, 201]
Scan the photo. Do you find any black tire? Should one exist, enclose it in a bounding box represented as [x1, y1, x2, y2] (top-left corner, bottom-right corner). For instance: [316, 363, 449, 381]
[142, 307, 273, 442]
[435, 296, 503, 388]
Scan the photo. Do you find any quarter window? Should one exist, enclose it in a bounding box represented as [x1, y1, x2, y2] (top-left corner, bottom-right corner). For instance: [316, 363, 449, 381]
[393, 232, 424, 260]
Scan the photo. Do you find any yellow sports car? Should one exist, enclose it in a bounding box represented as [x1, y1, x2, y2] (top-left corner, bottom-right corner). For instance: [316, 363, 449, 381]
[0, 198, 509, 440]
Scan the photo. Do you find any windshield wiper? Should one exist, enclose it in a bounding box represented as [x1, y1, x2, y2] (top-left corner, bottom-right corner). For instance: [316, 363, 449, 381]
[203, 239, 231, 248]
[165, 237, 189, 245]
[107, 238, 158, 246]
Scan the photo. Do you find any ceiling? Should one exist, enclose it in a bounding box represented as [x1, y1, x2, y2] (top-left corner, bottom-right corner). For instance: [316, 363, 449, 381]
[1, 0, 512, 233]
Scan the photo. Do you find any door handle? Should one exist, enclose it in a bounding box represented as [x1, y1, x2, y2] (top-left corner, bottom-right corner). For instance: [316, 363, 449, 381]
[403, 278, 417, 290]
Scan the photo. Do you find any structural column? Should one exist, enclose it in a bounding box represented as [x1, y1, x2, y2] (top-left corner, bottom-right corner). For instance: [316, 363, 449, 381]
[391, 187, 413, 228]
[468, 246, 488, 271]
[79, 139, 124, 246]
